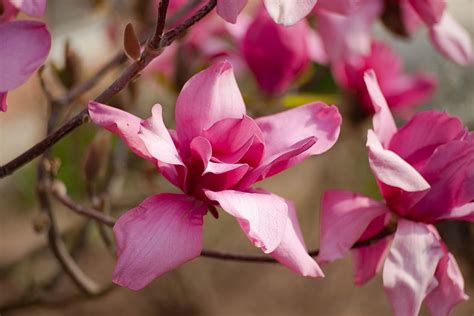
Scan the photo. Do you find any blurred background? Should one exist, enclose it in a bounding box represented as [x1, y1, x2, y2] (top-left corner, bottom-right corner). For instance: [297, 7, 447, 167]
[0, 0, 473, 315]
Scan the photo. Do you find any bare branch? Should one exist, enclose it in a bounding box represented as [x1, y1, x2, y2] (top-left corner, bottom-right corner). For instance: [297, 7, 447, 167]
[149, 0, 170, 49]
[51, 183, 116, 227]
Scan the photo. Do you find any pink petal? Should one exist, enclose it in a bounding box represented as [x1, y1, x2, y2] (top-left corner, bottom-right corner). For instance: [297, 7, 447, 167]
[189, 136, 212, 172]
[408, 0, 445, 26]
[205, 190, 288, 253]
[425, 252, 469, 316]
[441, 203, 474, 222]
[10, 0, 47, 16]
[216, 0, 247, 24]
[256, 102, 341, 174]
[237, 137, 317, 189]
[181, 136, 212, 194]
[202, 115, 264, 166]
[0, 92, 7, 112]
[429, 13, 473, 65]
[367, 129, 431, 192]
[411, 140, 474, 222]
[364, 70, 397, 147]
[383, 220, 444, 316]
[388, 111, 467, 169]
[384, 73, 437, 113]
[0, 20, 51, 92]
[175, 61, 245, 151]
[201, 162, 249, 191]
[352, 236, 392, 286]
[270, 199, 324, 277]
[112, 194, 207, 290]
[263, 0, 318, 26]
[88, 101, 153, 161]
[400, 0, 424, 35]
[307, 29, 328, 64]
[318, 190, 390, 262]
[138, 104, 184, 166]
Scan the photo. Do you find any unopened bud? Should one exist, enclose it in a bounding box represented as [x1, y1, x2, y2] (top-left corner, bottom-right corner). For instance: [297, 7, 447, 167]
[124, 23, 141, 61]
[83, 132, 111, 185]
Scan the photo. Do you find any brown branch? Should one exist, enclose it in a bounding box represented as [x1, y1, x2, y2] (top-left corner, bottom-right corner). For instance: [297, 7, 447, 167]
[166, 0, 202, 26]
[55, 192, 396, 264]
[160, 0, 216, 47]
[51, 183, 116, 227]
[149, 0, 170, 49]
[200, 227, 395, 263]
[0, 0, 218, 179]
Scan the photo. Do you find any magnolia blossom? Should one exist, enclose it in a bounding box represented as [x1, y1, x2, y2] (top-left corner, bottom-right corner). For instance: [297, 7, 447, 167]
[241, 8, 312, 95]
[390, 0, 472, 65]
[217, 0, 318, 26]
[0, 20, 51, 112]
[333, 41, 436, 115]
[89, 61, 342, 290]
[318, 70, 472, 316]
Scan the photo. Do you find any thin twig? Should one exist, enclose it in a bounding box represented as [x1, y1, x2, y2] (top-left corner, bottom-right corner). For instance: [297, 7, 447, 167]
[0, 0, 218, 179]
[165, 0, 202, 26]
[149, 0, 170, 49]
[201, 227, 395, 263]
[51, 185, 116, 227]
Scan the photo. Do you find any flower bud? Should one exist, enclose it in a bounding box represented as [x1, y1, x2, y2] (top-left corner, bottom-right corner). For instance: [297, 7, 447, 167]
[83, 132, 111, 186]
[124, 22, 141, 61]
[241, 8, 311, 95]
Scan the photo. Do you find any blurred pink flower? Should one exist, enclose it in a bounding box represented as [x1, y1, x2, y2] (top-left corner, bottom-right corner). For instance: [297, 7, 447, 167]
[398, 0, 472, 65]
[217, 0, 317, 26]
[0, 20, 51, 112]
[0, 0, 47, 23]
[312, 0, 472, 65]
[333, 41, 436, 115]
[89, 61, 342, 290]
[314, 0, 382, 63]
[318, 70, 472, 316]
[240, 8, 312, 95]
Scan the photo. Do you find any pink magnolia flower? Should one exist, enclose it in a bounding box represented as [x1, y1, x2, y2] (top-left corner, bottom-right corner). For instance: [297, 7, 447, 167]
[0, 0, 47, 23]
[318, 70, 472, 316]
[395, 0, 472, 65]
[89, 61, 342, 290]
[240, 8, 312, 95]
[333, 41, 436, 115]
[217, 0, 318, 26]
[0, 20, 51, 112]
